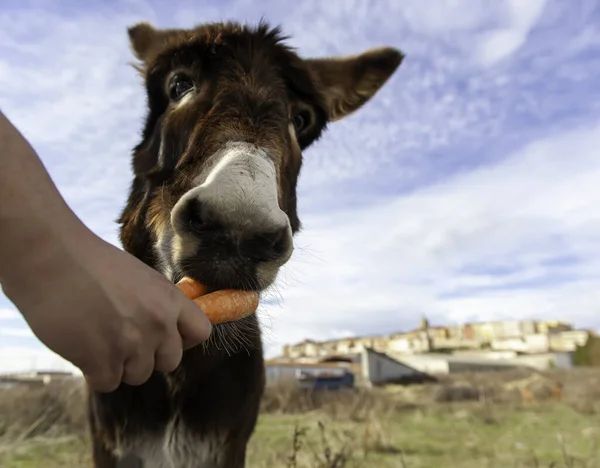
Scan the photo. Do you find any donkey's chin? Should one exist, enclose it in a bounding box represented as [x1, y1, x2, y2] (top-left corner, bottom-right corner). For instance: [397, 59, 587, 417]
[163, 253, 287, 355]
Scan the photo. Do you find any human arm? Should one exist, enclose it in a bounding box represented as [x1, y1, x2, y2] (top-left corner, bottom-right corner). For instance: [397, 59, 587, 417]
[0, 109, 212, 392]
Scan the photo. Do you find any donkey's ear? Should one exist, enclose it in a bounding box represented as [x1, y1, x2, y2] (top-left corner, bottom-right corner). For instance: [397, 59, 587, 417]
[127, 22, 162, 62]
[305, 47, 404, 122]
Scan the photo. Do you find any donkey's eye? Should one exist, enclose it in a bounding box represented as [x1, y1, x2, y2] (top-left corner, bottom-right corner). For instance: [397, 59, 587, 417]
[168, 73, 194, 101]
[292, 110, 311, 133]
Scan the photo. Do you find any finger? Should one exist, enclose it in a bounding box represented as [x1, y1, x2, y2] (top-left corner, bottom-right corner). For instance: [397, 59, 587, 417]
[121, 352, 155, 386]
[154, 328, 183, 373]
[83, 362, 123, 393]
[178, 298, 212, 350]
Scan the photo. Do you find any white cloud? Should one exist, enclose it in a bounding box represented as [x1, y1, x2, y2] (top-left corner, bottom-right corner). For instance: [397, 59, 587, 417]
[476, 0, 548, 67]
[0, 308, 18, 320]
[0, 327, 33, 337]
[391, 0, 506, 35]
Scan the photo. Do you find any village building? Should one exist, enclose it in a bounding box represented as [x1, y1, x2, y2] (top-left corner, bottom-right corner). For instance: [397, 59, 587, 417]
[266, 347, 437, 389]
[278, 318, 591, 378]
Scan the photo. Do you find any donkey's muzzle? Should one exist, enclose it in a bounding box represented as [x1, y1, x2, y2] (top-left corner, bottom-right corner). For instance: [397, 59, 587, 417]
[169, 141, 293, 289]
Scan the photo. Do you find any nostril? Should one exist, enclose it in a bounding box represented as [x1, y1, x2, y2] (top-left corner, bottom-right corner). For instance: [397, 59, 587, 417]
[185, 198, 204, 234]
[269, 226, 290, 257]
[242, 226, 291, 262]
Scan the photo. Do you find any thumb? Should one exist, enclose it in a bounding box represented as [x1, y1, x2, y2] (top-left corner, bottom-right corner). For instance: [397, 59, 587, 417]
[177, 297, 213, 350]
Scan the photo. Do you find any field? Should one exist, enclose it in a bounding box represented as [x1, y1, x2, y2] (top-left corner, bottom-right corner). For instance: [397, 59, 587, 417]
[1, 367, 600, 467]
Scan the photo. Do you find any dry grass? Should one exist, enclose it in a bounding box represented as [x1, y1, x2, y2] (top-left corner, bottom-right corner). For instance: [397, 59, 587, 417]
[1, 368, 600, 467]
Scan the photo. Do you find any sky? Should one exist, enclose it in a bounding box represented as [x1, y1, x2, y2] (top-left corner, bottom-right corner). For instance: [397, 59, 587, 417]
[0, 0, 599, 374]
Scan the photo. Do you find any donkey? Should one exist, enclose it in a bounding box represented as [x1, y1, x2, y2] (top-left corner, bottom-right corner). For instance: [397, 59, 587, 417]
[87, 20, 403, 468]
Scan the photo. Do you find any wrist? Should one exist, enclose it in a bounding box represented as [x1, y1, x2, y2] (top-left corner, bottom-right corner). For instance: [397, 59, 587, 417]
[0, 110, 104, 307]
[0, 204, 96, 301]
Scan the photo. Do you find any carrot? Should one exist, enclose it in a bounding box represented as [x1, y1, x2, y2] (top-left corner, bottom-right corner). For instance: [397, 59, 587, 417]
[176, 277, 259, 325]
[176, 276, 209, 299]
[193, 289, 259, 324]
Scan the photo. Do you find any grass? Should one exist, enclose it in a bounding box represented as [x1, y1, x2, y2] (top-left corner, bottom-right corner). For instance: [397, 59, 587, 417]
[1, 368, 600, 467]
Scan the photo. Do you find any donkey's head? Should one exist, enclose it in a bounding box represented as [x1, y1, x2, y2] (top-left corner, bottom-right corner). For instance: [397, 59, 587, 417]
[119, 20, 403, 296]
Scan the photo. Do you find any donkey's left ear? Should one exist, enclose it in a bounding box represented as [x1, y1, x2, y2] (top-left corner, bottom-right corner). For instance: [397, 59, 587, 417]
[127, 21, 163, 63]
[305, 47, 404, 122]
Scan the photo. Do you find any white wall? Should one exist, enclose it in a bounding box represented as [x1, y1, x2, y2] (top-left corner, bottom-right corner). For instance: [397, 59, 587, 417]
[550, 331, 590, 351]
[362, 349, 424, 384]
[394, 353, 524, 374]
[453, 350, 517, 360]
[525, 334, 551, 352]
[510, 352, 573, 370]
[491, 334, 550, 353]
[391, 354, 451, 375]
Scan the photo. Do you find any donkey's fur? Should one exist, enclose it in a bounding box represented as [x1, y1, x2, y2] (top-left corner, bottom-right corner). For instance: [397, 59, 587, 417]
[87, 20, 403, 468]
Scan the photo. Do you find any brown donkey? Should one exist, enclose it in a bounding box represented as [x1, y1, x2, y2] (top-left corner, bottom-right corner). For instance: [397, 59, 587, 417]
[87, 20, 403, 468]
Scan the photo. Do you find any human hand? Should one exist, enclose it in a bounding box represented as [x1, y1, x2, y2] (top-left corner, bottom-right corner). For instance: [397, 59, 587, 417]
[2, 227, 212, 393]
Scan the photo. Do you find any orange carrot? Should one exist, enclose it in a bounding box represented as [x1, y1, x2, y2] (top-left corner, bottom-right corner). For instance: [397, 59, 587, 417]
[193, 289, 259, 324]
[176, 276, 209, 299]
[176, 277, 259, 325]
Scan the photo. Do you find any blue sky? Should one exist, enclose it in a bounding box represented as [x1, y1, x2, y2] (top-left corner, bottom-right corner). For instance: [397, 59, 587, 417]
[1, 0, 600, 373]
